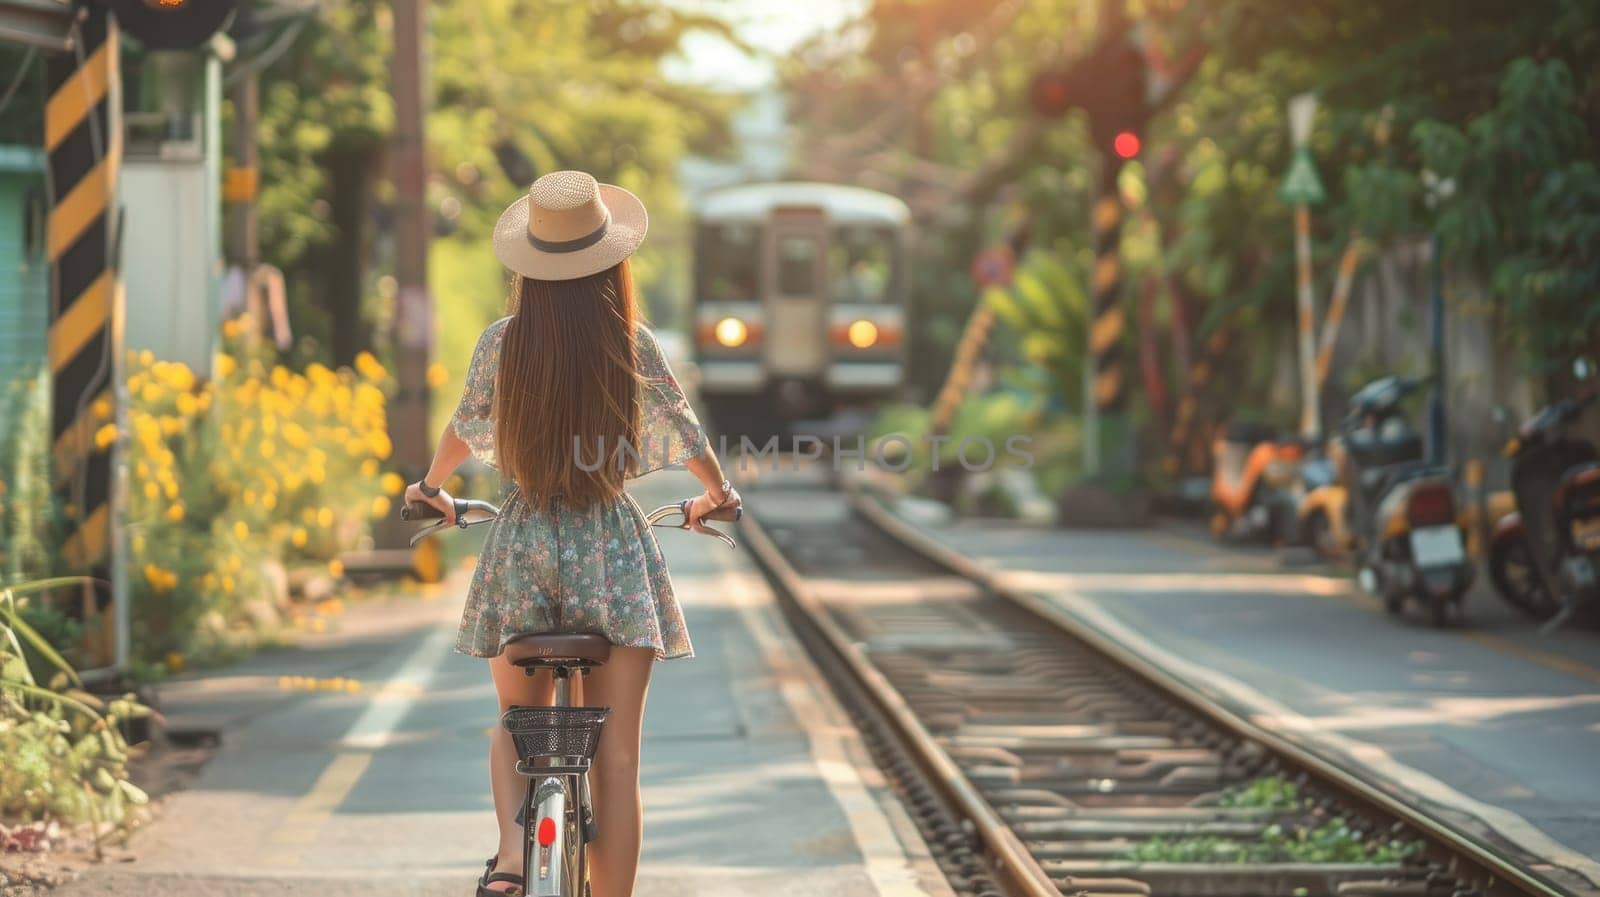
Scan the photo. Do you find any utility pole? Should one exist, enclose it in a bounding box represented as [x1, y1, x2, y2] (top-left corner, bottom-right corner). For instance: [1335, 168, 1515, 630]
[386, 0, 432, 543]
[1281, 93, 1325, 440]
[225, 72, 258, 269]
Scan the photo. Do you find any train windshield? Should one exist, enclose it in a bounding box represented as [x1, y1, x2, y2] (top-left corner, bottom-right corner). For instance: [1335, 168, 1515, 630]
[829, 224, 895, 303]
[699, 223, 761, 301]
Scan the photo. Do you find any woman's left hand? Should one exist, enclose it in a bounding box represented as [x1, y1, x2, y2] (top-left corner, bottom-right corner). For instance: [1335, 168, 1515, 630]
[684, 487, 739, 535]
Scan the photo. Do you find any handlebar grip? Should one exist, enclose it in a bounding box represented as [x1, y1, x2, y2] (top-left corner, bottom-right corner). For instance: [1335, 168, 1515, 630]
[401, 500, 445, 521]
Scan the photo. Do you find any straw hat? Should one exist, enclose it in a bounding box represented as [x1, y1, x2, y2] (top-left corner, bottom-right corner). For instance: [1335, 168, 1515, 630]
[492, 170, 648, 281]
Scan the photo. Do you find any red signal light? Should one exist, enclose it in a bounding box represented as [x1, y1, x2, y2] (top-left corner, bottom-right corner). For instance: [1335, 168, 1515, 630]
[1112, 131, 1141, 159]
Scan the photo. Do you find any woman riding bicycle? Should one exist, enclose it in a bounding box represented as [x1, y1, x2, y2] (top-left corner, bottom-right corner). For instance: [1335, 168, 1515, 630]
[404, 171, 736, 897]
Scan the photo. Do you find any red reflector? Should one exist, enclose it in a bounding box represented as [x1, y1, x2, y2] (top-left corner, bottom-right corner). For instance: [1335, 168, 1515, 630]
[536, 817, 557, 846]
[1407, 483, 1455, 527]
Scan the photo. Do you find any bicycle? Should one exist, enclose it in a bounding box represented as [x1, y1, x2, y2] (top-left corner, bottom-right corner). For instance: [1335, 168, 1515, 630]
[402, 492, 741, 897]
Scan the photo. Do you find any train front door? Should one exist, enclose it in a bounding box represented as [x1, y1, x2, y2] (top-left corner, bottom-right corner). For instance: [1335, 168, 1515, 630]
[763, 214, 829, 403]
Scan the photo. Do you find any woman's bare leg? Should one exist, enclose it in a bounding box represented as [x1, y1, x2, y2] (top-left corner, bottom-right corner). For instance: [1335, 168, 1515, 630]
[580, 646, 654, 897]
[487, 655, 555, 892]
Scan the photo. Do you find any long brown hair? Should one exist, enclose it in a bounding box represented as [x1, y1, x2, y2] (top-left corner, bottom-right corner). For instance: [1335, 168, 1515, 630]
[494, 260, 640, 509]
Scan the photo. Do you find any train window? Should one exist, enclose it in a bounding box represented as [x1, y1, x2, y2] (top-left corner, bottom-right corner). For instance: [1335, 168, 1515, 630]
[829, 226, 893, 303]
[776, 235, 819, 296]
[700, 224, 761, 301]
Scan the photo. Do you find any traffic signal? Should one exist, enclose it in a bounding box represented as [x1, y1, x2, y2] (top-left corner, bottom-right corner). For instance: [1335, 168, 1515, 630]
[1029, 36, 1148, 160]
[106, 0, 240, 49]
[1029, 69, 1076, 119]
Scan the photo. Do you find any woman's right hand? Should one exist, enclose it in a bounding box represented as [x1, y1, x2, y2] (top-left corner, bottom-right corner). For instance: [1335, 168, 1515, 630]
[405, 481, 457, 524]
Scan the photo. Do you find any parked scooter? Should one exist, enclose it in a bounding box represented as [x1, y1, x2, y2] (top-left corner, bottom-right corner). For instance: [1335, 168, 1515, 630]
[1296, 438, 1354, 558]
[1487, 362, 1600, 630]
[1210, 422, 1304, 544]
[1340, 376, 1474, 625]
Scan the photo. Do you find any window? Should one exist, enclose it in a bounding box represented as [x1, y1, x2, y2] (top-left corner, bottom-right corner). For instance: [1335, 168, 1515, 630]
[698, 224, 761, 301]
[776, 235, 819, 296]
[828, 225, 894, 303]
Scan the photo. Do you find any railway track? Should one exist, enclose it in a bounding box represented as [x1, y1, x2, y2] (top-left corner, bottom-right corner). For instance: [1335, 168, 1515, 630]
[738, 472, 1579, 897]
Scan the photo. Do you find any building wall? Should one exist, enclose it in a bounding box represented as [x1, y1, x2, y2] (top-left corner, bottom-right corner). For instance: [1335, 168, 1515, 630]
[0, 144, 49, 441]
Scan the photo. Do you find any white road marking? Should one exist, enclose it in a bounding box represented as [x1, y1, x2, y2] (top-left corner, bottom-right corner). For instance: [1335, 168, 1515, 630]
[341, 623, 457, 750]
[713, 557, 949, 897]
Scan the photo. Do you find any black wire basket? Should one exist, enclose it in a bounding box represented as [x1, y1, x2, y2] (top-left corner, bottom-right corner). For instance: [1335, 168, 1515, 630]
[501, 706, 610, 761]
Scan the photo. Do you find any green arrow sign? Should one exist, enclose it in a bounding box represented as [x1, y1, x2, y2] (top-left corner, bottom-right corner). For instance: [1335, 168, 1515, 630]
[1279, 147, 1326, 205]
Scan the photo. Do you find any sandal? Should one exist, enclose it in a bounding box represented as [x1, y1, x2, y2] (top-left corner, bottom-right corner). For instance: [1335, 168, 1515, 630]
[476, 871, 525, 897]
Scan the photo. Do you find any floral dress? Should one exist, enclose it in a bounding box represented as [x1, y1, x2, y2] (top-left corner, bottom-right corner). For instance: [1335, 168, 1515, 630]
[448, 317, 707, 661]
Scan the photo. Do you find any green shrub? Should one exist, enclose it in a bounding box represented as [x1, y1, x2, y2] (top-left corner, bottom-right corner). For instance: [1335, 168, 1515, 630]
[1, 578, 152, 844]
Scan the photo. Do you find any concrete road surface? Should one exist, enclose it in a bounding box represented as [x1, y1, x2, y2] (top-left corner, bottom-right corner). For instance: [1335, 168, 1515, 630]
[59, 474, 950, 897]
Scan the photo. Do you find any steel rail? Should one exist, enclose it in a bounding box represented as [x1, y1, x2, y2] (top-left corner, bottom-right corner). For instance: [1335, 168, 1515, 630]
[843, 478, 1575, 897]
[740, 504, 1063, 897]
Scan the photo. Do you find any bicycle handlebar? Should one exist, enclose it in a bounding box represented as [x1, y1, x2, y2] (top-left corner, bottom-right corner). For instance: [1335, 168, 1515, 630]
[401, 492, 742, 549]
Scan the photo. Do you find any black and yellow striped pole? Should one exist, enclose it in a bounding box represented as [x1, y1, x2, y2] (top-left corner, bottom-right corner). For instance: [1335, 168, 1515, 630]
[46, 7, 122, 663]
[1084, 161, 1128, 475]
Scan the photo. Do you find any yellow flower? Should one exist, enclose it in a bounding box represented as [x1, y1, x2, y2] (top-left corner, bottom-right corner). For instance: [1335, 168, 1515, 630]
[165, 503, 185, 522]
[354, 352, 387, 382]
[317, 507, 334, 528]
[215, 354, 237, 378]
[261, 491, 277, 510]
[426, 362, 449, 388]
[242, 490, 256, 506]
[221, 574, 235, 592]
[144, 563, 177, 594]
[221, 318, 243, 339]
[92, 396, 113, 419]
[361, 459, 379, 477]
[233, 520, 249, 540]
[291, 527, 308, 548]
[143, 481, 159, 500]
[93, 423, 118, 449]
[370, 495, 391, 518]
[140, 382, 163, 404]
[176, 393, 198, 416]
[163, 480, 178, 500]
[139, 349, 154, 367]
[380, 472, 405, 495]
[328, 559, 345, 578]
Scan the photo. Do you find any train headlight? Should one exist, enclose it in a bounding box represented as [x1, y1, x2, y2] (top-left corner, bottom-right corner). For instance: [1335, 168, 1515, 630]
[847, 320, 879, 349]
[714, 317, 748, 348]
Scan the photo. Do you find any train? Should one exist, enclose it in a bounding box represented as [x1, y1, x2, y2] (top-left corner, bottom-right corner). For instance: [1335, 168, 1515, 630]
[690, 182, 911, 432]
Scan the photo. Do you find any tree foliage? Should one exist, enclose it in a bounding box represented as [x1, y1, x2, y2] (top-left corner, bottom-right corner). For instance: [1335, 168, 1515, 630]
[785, 0, 1599, 430]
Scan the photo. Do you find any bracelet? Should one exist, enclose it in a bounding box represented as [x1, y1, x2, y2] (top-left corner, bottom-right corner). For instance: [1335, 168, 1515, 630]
[417, 479, 441, 498]
[708, 479, 734, 505]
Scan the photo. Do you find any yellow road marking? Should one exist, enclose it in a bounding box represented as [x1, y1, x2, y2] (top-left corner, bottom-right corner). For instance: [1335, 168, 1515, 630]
[261, 750, 372, 865]
[1463, 632, 1600, 686]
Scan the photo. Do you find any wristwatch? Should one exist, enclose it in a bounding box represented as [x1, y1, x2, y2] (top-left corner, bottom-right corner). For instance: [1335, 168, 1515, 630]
[417, 479, 441, 498]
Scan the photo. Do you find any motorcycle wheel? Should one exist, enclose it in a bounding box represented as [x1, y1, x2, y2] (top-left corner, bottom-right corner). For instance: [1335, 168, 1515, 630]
[1488, 539, 1559, 620]
[1305, 510, 1345, 559]
[1428, 595, 1451, 627]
